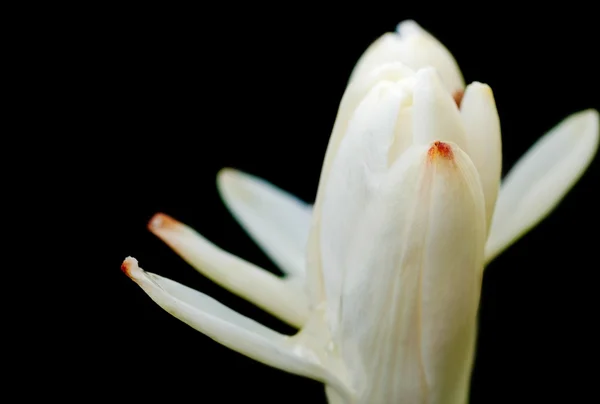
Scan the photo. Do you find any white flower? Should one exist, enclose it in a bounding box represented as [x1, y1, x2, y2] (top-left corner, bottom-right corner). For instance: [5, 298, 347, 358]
[214, 20, 599, 269]
[121, 21, 598, 404]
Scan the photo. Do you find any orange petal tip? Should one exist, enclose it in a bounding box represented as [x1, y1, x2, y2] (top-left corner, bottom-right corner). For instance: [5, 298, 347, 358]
[148, 213, 180, 232]
[428, 141, 454, 161]
[121, 256, 138, 276]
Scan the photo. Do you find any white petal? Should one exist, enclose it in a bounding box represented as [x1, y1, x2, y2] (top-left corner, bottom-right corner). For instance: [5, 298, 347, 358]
[121, 257, 352, 399]
[147, 213, 308, 327]
[332, 142, 486, 403]
[305, 63, 415, 307]
[460, 82, 502, 232]
[216, 168, 311, 277]
[486, 109, 599, 263]
[413, 68, 468, 152]
[350, 20, 464, 94]
[319, 78, 414, 330]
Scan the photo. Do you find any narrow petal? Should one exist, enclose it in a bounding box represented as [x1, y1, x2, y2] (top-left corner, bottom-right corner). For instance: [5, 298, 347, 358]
[485, 109, 599, 263]
[460, 82, 502, 231]
[350, 20, 464, 93]
[121, 257, 352, 399]
[413, 68, 468, 152]
[148, 213, 308, 327]
[217, 168, 311, 277]
[332, 142, 486, 402]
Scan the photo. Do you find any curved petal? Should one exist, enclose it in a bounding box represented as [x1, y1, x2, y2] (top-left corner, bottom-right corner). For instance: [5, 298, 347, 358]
[350, 20, 464, 94]
[485, 109, 599, 263]
[148, 213, 309, 327]
[217, 168, 311, 278]
[121, 257, 352, 399]
[460, 82, 502, 232]
[331, 143, 486, 402]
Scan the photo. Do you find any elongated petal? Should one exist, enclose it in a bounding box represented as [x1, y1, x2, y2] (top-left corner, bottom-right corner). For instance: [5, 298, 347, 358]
[413, 68, 468, 152]
[460, 82, 502, 231]
[332, 142, 486, 403]
[121, 257, 352, 399]
[305, 63, 415, 307]
[350, 20, 464, 94]
[217, 168, 311, 277]
[148, 213, 308, 327]
[320, 78, 414, 330]
[485, 109, 599, 263]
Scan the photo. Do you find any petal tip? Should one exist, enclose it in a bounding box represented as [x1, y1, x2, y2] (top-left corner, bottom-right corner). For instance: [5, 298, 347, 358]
[396, 19, 422, 36]
[462, 82, 496, 108]
[415, 67, 446, 92]
[217, 167, 236, 182]
[216, 168, 259, 203]
[217, 168, 244, 192]
[581, 108, 599, 123]
[428, 141, 455, 161]
[148, 213, 181, 232]
[563, 109, 600, 142]
[121, 256, 138, 277]
[467, 81, 492, 93]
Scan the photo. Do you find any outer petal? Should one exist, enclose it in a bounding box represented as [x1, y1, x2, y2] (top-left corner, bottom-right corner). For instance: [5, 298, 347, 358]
[121, 257, 352, 400]
[350, 20, 464, 94]
[485, 109, 599, 263]
[460, 82, 502, 232]
[148, 213, 308, 327]
[217, 168, 312, 277]
[332, 142, 486, 403]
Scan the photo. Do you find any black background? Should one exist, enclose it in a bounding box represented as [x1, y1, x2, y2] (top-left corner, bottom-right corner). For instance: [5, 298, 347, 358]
[70, 5, 598, 404]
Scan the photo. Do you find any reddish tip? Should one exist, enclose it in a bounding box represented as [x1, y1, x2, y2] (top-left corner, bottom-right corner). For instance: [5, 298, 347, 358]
[428, 141, 454, 161]
[121, 260, 131, 275]
[148, 213, 180, 232]
[453, 90, 464, 108]
[121, 257, 141, 279]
